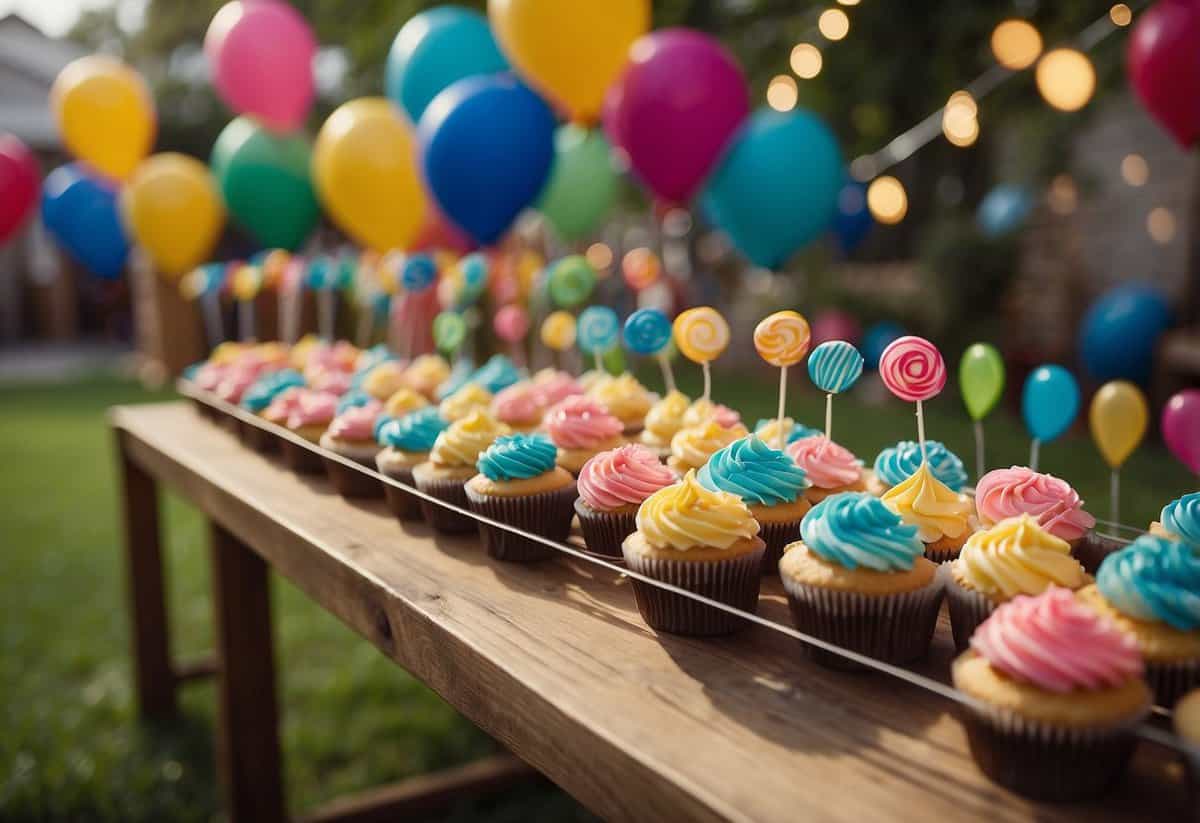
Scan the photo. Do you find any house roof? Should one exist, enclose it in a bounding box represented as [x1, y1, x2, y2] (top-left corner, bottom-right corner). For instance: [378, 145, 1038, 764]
[0, 13, 87, 148]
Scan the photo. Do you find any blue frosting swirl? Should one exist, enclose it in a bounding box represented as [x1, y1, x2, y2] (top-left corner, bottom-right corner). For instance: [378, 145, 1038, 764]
[1096, 534, 1200, 630]
[470, 354, 521, 394]
[240, 369, 305, 412]
[377, 407, 447, 453]
[435, 357, 477, 399]
[1160, 492, 1200, 547]
[182, 361, 203, 381]
[698, 436, 810, 506]
[336, 389, 374, 415]
[872, 440, 967, 491]
[753, 418, 821, 444]
[800, 492, 924, 572]
[476, 433, 558, 481]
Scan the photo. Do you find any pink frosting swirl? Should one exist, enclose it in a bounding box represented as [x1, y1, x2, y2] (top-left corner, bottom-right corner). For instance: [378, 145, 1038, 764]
[786, 435, 863, 488]
[491, 383, 546, 424]
[707, 403, 743, 429]
[975, 466, 1096, 541]
[286, 391, 338, 429]
[262, 387, 304, 423]
[578, 444, 677, 511]
[327, 400, 382, 441]
[533, 370, 583, 405]
[543, 396, 623, 449]
[215, 365, 264, 403]
[308, 368, 352, 395]
[970, 587, 1142, 693]
[194, 363, 228, 391]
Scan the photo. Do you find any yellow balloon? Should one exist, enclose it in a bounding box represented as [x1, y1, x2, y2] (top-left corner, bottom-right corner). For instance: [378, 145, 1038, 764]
[122, 153, 224, 279]
[489, 0, 649, 124]
[313, 98, 426, 252]
[51, 55, 156, 181]
[1088, 380, 1148, 468]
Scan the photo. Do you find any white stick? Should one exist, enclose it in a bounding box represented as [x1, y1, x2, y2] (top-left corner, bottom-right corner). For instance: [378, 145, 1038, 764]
[355, 302, 372, 348]
[824, 393, 833, 441]
[238, 299, 256, 342]
[658, 353, 676, 394]
[1110, 470, 1120, 538]
[1029, 438, 1041, 472]
[201, 291, 224, 349]
[973, 420, 985, 482]
[916, 399, 927, 463]
[318, 289, 334, 342]
[594, 351, 603, 375]
[701, 361, 711, 404]
[775, 367, 788, 450]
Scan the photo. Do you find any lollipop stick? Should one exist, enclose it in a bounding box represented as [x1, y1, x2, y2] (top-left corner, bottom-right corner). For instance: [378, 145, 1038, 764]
[594, 351, 603, 375]
[1110, 470, 1120, 538]
[973, 420, 985, 482]
[824, 393, 833, 441]
[238, 299, 256, 342]
[775, 367, 788, 449]
[657, 353, 676, 394]
[702, 361, 712, 404]
[318, 289, 334, 342]
[201, 291, 224, 349]
[1029, 438, 1041, 472]
[916, 399, 927, 463]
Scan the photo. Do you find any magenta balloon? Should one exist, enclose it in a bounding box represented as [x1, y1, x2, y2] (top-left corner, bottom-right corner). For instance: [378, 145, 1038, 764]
[1128, 0, 1200, 148]
[0, 133, 39, 244]
[205, 1, 317, 132]
[607, 29, 749, 204]
[810, 310, 862, 347]
[1162, 388, 1200, 473]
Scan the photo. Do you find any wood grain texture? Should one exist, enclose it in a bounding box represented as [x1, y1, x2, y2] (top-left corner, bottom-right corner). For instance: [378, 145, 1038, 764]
[111, 403, 1189, 823]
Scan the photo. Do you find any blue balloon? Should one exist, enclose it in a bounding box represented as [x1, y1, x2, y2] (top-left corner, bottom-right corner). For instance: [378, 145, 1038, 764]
[1079, 283, 1172, 384]
[831, 179, 873, 255]
[418, 75, 556, 246]
[861, 322, 904, 370]
[701, 108, 842, 269]
[384, 7, 509, 123]
[40, 164, 129, 279]
[1022, 365, 1080, 442]
[976, 184, 1033, 238]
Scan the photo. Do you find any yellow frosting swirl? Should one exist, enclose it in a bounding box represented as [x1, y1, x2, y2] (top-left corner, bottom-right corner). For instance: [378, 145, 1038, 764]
[669, 420, 749, 472]
[438, 383, 493, 422]
[880, 461, 974, 542]
[428, 409, 510, 468]
[641, 389, 691, 444]
[362, 361, 408, 400]
[955, 514, 1086, 599]
[404, 354, 450, 396]
[210, 341, 248, 366]
[383, 387, 429, 418]
[588, 373, 653, 424]
[636, 470, 760, 552]
[287, 334, 321, 369]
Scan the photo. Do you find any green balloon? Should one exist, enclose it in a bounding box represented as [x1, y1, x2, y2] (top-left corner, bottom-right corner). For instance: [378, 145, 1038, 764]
[959, 342, 1005, 420]
[433, 311, 466, 355]
[548, 255, 596, 308]
[601, 344, 626, 376]
[538, 125, 619, 243]
[211, 117, 320, 251]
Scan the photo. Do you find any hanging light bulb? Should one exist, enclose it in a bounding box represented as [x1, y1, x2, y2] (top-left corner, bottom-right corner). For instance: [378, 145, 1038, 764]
[867, 176, 908, 224]
[818, 9, 850, 41]
[790, 43, 823, 79]
[990, 19, 1043, 70]
[942, 90, 979, 147]
[1036, 49, 1096, 112]
[766, 75, 798, 111]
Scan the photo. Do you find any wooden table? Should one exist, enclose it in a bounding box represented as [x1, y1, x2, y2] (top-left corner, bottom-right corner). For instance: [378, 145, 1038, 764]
[111, 401, 1190, 822]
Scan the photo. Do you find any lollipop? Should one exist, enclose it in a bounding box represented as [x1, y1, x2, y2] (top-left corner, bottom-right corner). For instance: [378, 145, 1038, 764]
[549, 255, 596, 308]
[454, 252, 489, 307]
[541, 310, 577, 369]
[807, 340, 863, 441]
[622, 247, 661, 291]
[181, 262, 227, 349]
[624, 308, 676, 394]
[878, 335, 946, 457]
[433, 311, 466, 358]
[401, 253, 437, 293]
[230, 264, 264, 342]
[494, 304, 530, 366]
[673, 307, 729, 403]
[577, 305, 620, 372]
[754, 311, 812, 448]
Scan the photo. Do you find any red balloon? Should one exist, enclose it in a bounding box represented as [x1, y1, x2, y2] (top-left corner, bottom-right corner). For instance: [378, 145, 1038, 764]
[1128, 0, 1200, 148]
[1162, 388, 1200, 474]
[810, 310, 861, 347]
[0, 133, 39, 243]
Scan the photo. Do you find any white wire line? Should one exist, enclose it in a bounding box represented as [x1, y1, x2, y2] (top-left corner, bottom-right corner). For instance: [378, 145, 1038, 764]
[178, 382, 1196, 758]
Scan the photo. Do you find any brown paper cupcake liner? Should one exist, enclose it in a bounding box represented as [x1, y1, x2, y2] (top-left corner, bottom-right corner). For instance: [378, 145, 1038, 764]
[465, 483, 577, 563]
[1073, 531, 1124, 575]
[757, 518, 803, 576]
[239, 418, 277, 453]
[622, 545, 765, 637]
[781, 574, 944, 670]
[574, 500, 637, 558]
[1146, 657, 1200, 709]
[942, 567, 997, 652]
[281, 437, 325, 474]
[413, 474, 478, 534]
[924, 544, 962, 564]
[378, 465, 422, 522]
[322, 453, 384, 499]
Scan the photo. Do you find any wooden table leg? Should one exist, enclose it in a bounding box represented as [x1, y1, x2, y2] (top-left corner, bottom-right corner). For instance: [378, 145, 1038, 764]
[210, 522, 287, 823]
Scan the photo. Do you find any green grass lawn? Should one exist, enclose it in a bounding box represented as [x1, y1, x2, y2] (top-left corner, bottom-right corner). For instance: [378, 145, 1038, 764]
[0, 372, 1193, 821]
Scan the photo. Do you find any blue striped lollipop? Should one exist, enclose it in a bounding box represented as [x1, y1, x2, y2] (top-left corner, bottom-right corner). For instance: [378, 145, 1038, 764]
[808, 341, 864, 394]
[577, 305, 620, 355]
[623, 308, 672, 355]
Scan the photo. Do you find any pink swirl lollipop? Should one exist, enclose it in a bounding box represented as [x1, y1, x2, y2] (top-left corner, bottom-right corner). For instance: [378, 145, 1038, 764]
[879, 336, 946, 402]
[493, 304, 530, 343]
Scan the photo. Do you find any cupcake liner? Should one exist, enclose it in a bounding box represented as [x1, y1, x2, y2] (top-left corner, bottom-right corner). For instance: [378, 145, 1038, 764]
[924, 544, 962, 564]
[239, 418, 277, 454]
[1145, 657, 1200, 709]
[465, 483, 577, 563]
[378, 465, 422, 522]
[942, 567, 996, 652]
[413, 473, 478, 534]
[757, 518, 803, 576]
[281, 437, 325, 475]
[1184, 750, 1200, 823]
[622, 545, 765, 637]
[321, 453, 384, 499]
[1073, 531, 1124, 575]
[574, 500, 637, 558]
[781, 573, 944, 670]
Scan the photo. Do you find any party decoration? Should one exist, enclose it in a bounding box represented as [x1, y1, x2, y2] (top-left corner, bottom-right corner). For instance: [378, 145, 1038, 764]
[411, 206, 475, 254]
[605, 28, 749, 203]
[831, 179, 873, 255]
[1021, 365, 1080, 470]
[1089, 380, 1149, 530]
[40, 164, 129, 280]
[673, 306, 729, 402]
[401, 253, 437, 292]
[807, 340, 863, 440]
[810, 310, 861, 346]
[976, 184, 1033, 238]
[861, 321, 904, 371]
[50, 55, 155, 180]
[204, 0, 316, 132]
[755, 311, 812, 449]
[577, 306, 620, 369]
[959, 342, 1006, 480]
[1079, 283, 1172, 384]
[548, 255, 596, 308]
[1128, 0, 1200, 148]
[879, 336, 945, 453]
[385, 6, 508, 123]
[540, 310, 576, 352]
[537, 125, 618, 242]
[433, 310, 466, 355]
[621, 247, 661, 291]
[210, 117, 319, 251]
[489, 0, 649, 124]
[623, 307, 675, 393]
[1162, 389, 1200, 474]
[0, 134, 38, 243]
[452, 252, 489, 307]
[701, 108, 842, 268]
[494, 304, 529, 343]
[122, 153, 225, 278]
[313, 98, 427, 252]
[418, 75, 556, 245]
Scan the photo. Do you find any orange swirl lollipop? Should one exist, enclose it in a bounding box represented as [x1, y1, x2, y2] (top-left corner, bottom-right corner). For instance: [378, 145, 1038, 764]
[673, 306, 729, 403]
[754, 310, 811, 448]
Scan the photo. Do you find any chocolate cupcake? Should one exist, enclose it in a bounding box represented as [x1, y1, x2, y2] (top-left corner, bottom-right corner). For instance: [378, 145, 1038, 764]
[575, 444, 677, 557]
[412, 410, 509, 534]
[880, 461, 976, 563]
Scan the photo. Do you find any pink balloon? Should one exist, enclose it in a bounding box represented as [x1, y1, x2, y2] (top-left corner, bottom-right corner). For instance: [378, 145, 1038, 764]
[810, 310, 861, 347]
[1162, 388, 1200, 473]
[0, 133, 38, 243]
[1128, 0, 1200, 148]
[205, 1, 316, 132]
[494, 304, 530, 343]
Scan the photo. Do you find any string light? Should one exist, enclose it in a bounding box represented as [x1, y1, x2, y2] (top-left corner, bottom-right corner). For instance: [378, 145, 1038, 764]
[1110, 4, 1133, 26]
[942, 90, 979, 147]
[766, 74, 798, 111]
[1147, 207, 1176, 244]
[1047, 174, 1078, 215]
[990, 19, 1043, 70]
[837, 0, 860, 5]
[585, 242, 613, 271]
[1036, 48, 1096, 111]
[818, 8, 850, 41]
[1121, 154, 1149, 187]
[790, 43, 823, 79]
[867, 176, 908, 224]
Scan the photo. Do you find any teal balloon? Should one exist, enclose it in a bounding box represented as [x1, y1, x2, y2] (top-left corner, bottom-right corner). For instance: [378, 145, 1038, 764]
[1022, 365, 1080, 442]
[538, 125, 618, 242]
[211, 117, 320, 251]
[701, 108, 842, 268]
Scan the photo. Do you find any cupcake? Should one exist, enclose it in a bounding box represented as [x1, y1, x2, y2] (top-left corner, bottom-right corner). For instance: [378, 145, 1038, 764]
[1176, 689, 1200, 813]
[469, 353, 521, 394]
[682, 398, 742, 429]
[588, 373, 655, 435]
[282, 390, 338, 474]
[1150, 491, 1200, 547]
[880, 462, 975, 562]
[575, 444, 677, 557]
[438, 383, 492, 423]
[952, 588, 1150, 801]
[412, 410, 510, 533]
[867, 439, 967, 496]
[335, 389, 373, 415]
[753, 417, 820, 449]
[260, 386, 304, 437]
[319, 400, 384, 498]
[543, 396, 624, 475]
[239, 369, 305, 452]
[944, 514, 1088, 650]
[306, 366, 353, 396]
[360, 360, 408, 401]
[667, 419, 748, 474]
[639, 389, 691, 458]
[1078, 535, 1200, 706]
[531, 368, 582, 405]
[698, 435, 811, 574]
[779, 492, 944, 669]
[490, 382, 546, 433]
[465, 434, 577, 562]
[376, 407, 448, 521]
[786, 435, 866, 504]
[404, 353, 450, 400]
[621, 470, 765, 636]
[374, 387, 430, 437]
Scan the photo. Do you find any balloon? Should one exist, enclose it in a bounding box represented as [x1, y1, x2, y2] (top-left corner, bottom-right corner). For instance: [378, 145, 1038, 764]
[623, 308, 672, 355]
[418, 75, 556, 246]
[976, 184, 1033, 238]
[494, 304, 529, 343]
[606, 29, 749, 203]
[879, 336, 946, 402]
[210, 117, 319, 251]
[0, 134, 39, 243]
[1022, 365, 1080, 443]
[488, 0, 649, 124]
[122, 153, 225, 278]
[577, 305, 620, 354]
[385, 7, 509, 123]
[204, 0, 316, 131]
[537, 125, 618, 242]
[1089, 381, 1148, 469]
[621, 247, 660, 291]
[41, 164, 129, 279]
[810, 310, 861, 346]
[1079, 283, 1172, 384]
[807, 341, 863, 394]
[313, 98, 427, 252]
[548, 255, 596, 308]
[861, 321, 904, 370]
[958, 343, 1005, 421]
[540, 310, 576, 351]
[754, 311, 811, 367]
[1162, 389, 1200, 473]
[411, 206, 475, 254]
[50, 56, 155, 181]
[433, 311, 466, 353]
[672, 307, 729, 364]
[1128, 0, 1200, 147]
[831, 179, 873, 255]
[401, 254, 437, 292]
[701, 108, 842, 268]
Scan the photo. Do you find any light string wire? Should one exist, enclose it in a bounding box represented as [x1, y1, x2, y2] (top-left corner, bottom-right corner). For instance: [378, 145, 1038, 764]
[178, 382, 1194, 758]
